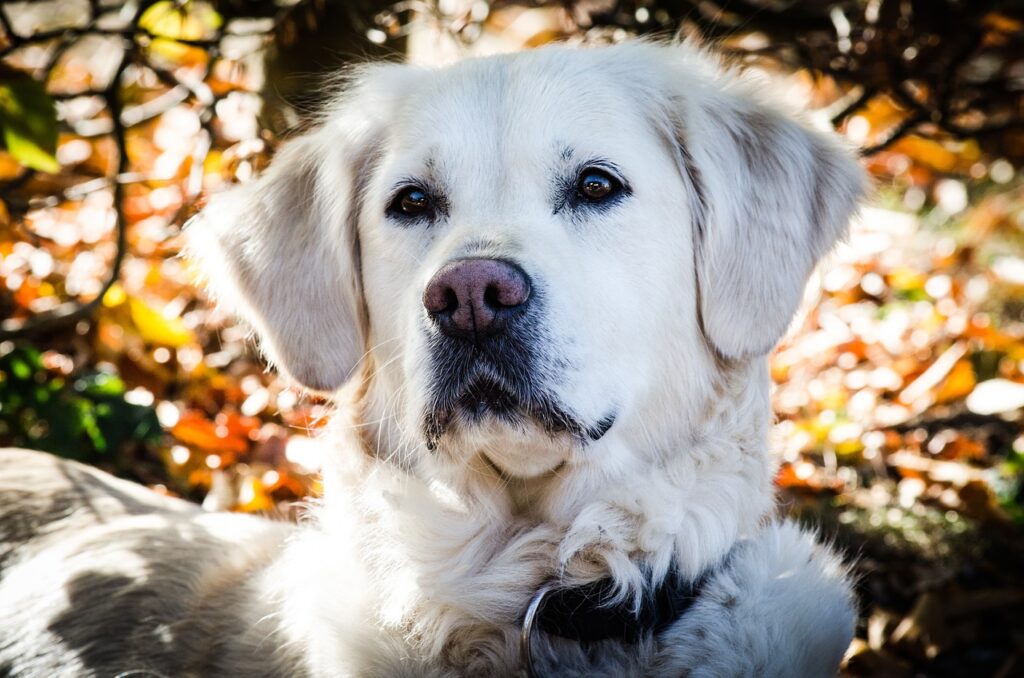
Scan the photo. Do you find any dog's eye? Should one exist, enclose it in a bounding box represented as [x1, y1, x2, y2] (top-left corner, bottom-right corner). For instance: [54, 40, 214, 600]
[577, 169, 621, 202]
[389, 186, 432, 218]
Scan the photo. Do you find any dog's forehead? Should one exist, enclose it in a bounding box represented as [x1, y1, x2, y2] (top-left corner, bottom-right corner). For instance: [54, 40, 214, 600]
[389, 50, 658, 166]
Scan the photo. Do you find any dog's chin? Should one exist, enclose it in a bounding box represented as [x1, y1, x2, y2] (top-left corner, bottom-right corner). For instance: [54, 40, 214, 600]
[449, 414, 572, 479]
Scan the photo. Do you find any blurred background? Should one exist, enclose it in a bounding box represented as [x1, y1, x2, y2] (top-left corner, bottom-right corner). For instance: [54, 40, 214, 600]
[1, 1, 1023, 675]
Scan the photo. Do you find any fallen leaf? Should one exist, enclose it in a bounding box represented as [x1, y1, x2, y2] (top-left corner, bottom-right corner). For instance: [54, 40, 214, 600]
[129, 296, 195, 348]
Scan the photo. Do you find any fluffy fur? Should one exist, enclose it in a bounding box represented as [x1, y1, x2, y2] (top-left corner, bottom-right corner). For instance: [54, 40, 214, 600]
[0, 41, 864, 676]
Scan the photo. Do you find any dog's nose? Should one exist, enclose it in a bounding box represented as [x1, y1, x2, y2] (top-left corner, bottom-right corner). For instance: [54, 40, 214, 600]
[423, 258, 531, 340]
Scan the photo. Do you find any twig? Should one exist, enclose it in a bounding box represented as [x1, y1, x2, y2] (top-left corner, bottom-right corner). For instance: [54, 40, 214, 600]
[829, 85, 876, 126]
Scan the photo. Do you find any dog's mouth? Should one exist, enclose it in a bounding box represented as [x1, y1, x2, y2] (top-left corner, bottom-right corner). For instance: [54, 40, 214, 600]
[424, 373, 566, 450]
[421, 314, 616, 452]
[422, 372, 615, 452]
[457, 377, 520, 418]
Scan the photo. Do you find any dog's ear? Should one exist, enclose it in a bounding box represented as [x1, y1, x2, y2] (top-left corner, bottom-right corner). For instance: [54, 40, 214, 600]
[669, 58, 867, 359]
[186, 101, 378, 391]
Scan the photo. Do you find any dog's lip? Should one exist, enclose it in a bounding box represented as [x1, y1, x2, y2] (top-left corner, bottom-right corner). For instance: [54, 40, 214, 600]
[423, 376, 519, 450]
[423, 359, 618, 450]
[585, 412, 616, 441]
[457, 376, 519, 414]
[424, 381, 617, 453]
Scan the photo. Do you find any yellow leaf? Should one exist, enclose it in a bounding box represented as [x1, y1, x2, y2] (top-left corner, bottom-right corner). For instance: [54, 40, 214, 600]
[139, 1, 222, 41]
[129, 296, 194, 347]
[238, 476, 274, 513]
[145, 39, 209, 66]
[102, 282, 127, 307]
[835, 438, 864, 456]
[895, 137, 959, 173]
[888, 267, 926, 292]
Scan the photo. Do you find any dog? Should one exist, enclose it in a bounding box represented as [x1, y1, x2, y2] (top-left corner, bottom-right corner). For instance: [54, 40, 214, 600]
[0, 40, 865, 677]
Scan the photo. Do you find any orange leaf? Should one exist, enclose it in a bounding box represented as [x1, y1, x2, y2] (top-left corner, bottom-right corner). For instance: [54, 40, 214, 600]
[935, 360, 976, 403]
[172, 410, 248, 454]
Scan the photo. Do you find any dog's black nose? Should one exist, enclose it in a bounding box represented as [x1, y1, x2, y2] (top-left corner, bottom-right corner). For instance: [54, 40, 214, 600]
[423, 258, 531, 340]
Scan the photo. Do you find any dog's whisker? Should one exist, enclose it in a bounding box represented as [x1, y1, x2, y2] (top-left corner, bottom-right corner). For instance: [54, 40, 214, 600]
[355, 335, 403, 367]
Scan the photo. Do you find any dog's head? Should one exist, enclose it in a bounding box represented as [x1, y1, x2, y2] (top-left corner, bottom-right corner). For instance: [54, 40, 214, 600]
[190, 43, 864, 482]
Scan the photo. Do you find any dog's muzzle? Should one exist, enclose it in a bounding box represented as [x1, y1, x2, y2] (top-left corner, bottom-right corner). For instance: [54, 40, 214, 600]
[421, 257, 546, 446]
[420, 257, 617, 450]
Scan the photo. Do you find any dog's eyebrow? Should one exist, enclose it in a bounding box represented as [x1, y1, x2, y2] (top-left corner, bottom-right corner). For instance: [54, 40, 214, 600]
[385, 150, 447, 193]
[388, 176, 423, 192]
[386, 172, 445, 200]
[577, 157, 628, 181]
[553, 144, 628, 182]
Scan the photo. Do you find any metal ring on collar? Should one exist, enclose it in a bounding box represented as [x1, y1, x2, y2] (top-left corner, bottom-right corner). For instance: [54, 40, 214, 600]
[520, 582, 554, 678]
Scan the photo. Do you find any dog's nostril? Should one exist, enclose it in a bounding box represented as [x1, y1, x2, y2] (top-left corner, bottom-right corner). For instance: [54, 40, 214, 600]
[443, 287, 459, 313]
[483, 284, 501, 310]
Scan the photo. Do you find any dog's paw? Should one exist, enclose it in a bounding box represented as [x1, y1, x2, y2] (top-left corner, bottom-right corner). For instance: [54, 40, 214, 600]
[556, 498, 656, 598]
[555, 489, 739, 594]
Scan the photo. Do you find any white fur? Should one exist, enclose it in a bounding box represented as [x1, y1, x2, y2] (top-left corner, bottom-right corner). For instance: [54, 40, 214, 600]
[1, 41, 864, 677]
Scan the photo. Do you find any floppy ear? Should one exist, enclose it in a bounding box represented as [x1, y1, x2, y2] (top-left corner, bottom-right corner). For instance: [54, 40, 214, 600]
[186, 116, 373, 392]
[672, 65, 867, 359]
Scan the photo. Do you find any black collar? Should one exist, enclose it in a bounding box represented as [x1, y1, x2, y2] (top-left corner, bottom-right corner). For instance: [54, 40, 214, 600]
[533, 571, 706, 644]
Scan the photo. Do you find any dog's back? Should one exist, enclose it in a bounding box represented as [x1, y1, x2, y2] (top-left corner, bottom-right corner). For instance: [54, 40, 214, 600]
[0, 448, 302, 678]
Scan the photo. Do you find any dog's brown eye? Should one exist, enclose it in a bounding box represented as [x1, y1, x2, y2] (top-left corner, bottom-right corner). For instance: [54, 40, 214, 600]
[577, 169, 620, 202]
[391, 186, 431, 218]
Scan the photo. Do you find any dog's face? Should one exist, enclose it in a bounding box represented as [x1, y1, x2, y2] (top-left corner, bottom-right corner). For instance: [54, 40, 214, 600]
[359, 53, 710, 479]
[191, 43, 864, 481]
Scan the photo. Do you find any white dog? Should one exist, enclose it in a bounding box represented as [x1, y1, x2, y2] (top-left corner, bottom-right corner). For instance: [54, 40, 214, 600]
[0, 40, 865, 677]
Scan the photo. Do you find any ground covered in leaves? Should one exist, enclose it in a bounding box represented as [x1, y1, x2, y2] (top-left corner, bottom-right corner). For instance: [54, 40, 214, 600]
[773, 188, 1024, 676]
[1, 2, 1024, 675]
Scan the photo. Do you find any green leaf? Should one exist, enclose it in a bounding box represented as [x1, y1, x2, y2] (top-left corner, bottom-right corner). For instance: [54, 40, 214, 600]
[75, 372, 126, 398]
[0, 76, 59, 173]
[4, 345, 42, 381]
[9, 356, 31, 381]
[0, 347, 160, 463]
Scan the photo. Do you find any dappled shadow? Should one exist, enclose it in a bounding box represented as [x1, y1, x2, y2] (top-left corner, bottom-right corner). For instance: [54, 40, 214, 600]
[0, 450, 195, 573]
[39, 516, 248, 676]
[48, 570, 178, 676]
